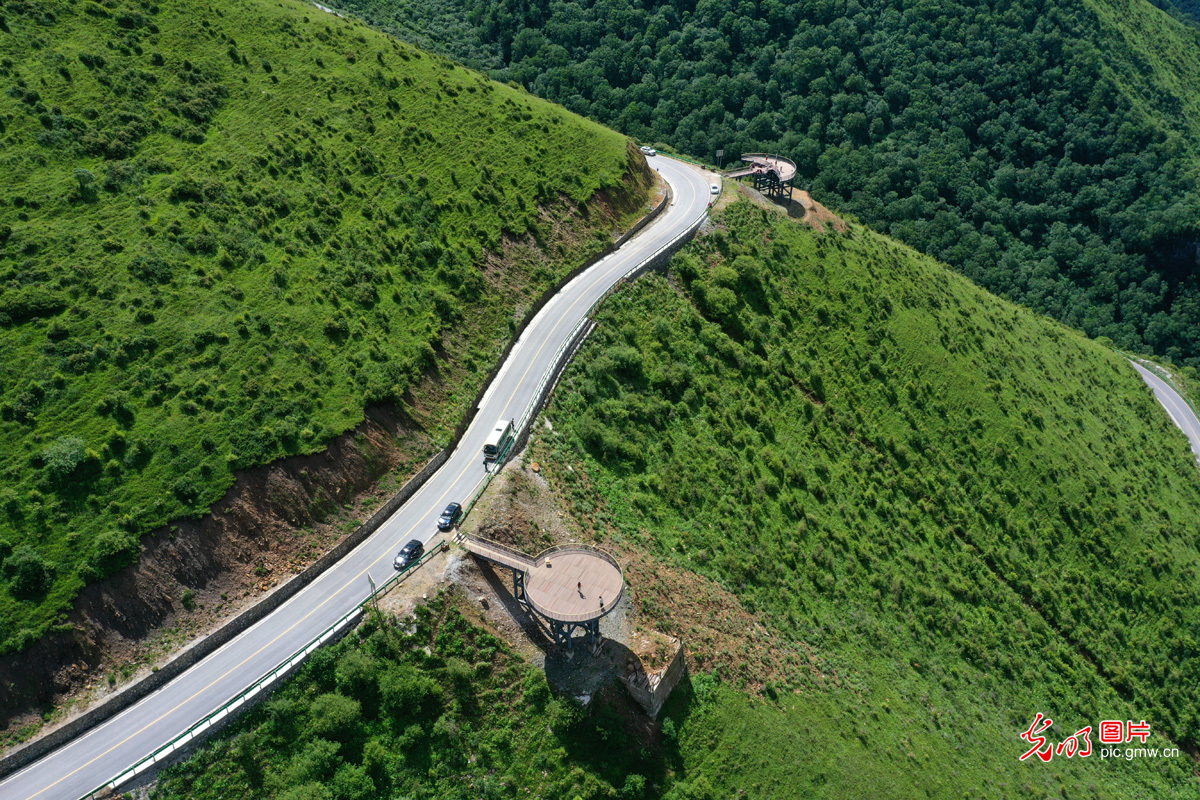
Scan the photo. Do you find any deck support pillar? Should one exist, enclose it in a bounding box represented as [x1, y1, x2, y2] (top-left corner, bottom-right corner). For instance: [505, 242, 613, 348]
[753, 170, 794, 203]
[512, 569, 528, 608]
[548, 618, 600, 650]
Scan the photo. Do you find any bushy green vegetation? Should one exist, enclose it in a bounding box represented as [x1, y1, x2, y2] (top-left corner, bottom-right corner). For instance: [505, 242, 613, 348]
[353, 0, 1200, 367]
[152, 594, 671, 800]
[0, 0, 649, 653]
[537, 201, 1200, 796]
[1155, 0, 1200, 25]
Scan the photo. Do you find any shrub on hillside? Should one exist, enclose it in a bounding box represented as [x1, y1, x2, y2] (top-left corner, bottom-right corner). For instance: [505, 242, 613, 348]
[6, 546, 52, 599]
[41, 436, 89, 481]
[379, 664, 442, 720]
[0, 288, 67, 324]
[88, 528, 140, 579]
[307, 693, 362, 742]
[128, 253, 175, 284]
[72, 167, 98, 201]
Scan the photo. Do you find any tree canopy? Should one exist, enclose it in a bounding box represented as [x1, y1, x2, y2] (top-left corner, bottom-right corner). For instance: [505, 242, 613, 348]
[351, 0, 1200, 365]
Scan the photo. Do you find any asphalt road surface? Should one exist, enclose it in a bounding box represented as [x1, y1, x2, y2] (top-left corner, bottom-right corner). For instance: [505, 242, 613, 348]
[1, 154, 712, 800]
[1131, 361, 1200, 464]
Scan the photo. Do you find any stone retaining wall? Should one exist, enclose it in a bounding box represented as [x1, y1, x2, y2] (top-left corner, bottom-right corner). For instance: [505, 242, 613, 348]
[621, 639, 687, 719]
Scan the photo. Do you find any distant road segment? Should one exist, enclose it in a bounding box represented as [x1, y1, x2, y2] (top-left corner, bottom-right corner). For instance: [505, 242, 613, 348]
[0, 154, 712, 800]
[1131, 361, 1200, 465]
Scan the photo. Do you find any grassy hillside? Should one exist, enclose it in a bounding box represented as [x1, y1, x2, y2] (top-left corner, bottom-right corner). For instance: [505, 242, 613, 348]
[345, 0, 1200, 368]
[1087, 0, 1200, 131]
[530, 201, 1200, 796]
[147, 201, 1200, 799]
[0, 0, 651, 654]
[153, 594, 667, 800]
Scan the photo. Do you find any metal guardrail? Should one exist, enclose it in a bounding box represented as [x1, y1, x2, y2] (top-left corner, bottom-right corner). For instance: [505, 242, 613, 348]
[645, 149, 716, 171]
[75, 165, 708, 800]
[78, 542, 446, 799]
[87, 608, 363, 797]
[1120, 351, 1200, 423]
[535, 542, 622, 567]
[738, 152, 797, 167]
[527, 186, 707, 409]
[475, 171, 707, 497]
[460, 432, 515, 521]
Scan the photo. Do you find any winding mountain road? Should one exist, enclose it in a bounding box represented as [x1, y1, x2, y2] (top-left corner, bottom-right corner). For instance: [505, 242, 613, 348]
[7, 146, 1199, 800]
[1132, 361, 1200, 464]
[0, 155, 713, 800]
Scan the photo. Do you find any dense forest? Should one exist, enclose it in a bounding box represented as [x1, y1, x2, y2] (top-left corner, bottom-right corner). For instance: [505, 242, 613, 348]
[344, 0, 1200, 366]
[1157, 0, 1200, 24]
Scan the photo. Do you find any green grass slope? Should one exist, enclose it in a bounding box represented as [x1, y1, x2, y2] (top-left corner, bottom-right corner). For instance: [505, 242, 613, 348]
[1086, 0, 1200, 135]
[533, 201, 1200, 797]
[144, 202, 1200, 799]
[153, 595, 669, 800]
[0, 0, 649, 654]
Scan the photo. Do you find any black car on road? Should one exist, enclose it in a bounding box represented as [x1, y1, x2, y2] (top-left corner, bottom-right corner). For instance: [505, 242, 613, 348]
[393, 539, 424, 571]
[437, 502, 463, 531]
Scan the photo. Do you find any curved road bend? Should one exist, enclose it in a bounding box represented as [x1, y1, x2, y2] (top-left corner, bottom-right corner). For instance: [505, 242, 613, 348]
[1131, 361, 1200, 464]
[1, 155, 713, 800]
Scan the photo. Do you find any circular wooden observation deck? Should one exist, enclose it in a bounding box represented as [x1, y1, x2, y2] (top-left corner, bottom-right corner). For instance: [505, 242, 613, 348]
[725, 153, 797, 202]
[524, 545, 624, 623]
[459, 535, 624, 648]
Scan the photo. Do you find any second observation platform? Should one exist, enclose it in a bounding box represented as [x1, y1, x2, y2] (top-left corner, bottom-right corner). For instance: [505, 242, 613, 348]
[725, 153, 797, 202]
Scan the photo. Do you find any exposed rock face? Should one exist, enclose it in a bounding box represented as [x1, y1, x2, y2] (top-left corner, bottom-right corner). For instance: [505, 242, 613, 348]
[0, 406, 430, 735]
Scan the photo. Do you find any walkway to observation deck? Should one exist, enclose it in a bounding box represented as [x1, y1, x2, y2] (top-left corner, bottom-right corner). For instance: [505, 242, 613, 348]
[458, 534, 624, 649]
